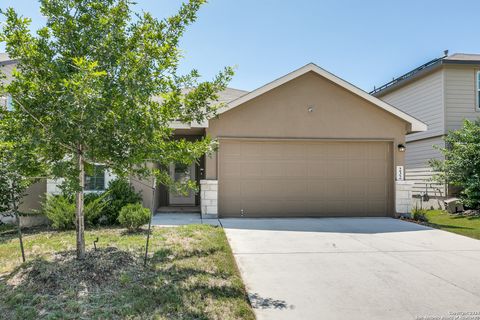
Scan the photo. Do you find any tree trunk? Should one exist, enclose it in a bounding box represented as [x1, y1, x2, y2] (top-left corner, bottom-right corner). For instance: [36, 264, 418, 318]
[11, 183, 26, 263]
[76, 147, 85, 259]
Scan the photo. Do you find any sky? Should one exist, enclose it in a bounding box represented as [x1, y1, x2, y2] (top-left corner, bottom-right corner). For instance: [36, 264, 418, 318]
[1, 0, 479, 92]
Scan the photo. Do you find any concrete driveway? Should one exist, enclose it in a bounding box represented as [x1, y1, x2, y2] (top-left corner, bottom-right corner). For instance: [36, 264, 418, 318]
[221, 218, 480, 320]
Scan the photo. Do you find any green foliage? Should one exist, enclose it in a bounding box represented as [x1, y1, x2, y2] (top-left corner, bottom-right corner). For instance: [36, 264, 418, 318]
[84, 192, 110, 226]
[0, 0, 233, 189]
[430, 119, 480, 209]
[118, 203, 151, 231]
[0, 108, 45, 213]
[43, 195, 75, 230]
[44, 193, 110, 230]
[1, 0, 233, 255]
[411, 206, 428, 222]
[103, 178, 142, 225]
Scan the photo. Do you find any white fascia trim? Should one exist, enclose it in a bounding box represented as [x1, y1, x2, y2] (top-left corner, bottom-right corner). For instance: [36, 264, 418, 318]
[217, 63, 428, 133]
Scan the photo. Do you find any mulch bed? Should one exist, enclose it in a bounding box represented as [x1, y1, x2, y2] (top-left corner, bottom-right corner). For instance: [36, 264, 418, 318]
[6, 247, 144, 294]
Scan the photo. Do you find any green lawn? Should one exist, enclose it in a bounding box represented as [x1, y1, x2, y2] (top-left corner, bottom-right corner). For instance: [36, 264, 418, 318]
[0, 225, 255, 320]
[425, 210, 480, 240]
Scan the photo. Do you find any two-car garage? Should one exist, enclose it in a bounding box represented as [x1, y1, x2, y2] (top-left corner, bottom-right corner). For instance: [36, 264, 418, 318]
[218, 139, 393, 217]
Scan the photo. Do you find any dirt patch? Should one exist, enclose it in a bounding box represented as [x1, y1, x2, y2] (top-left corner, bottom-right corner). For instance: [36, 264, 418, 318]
[7, 247, 141, 294]
[399, 216, 431, 227]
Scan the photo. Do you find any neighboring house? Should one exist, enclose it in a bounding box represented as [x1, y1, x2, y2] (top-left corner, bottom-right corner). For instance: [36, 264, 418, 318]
[1, 53, 427, 217]
[372, 52, 480, 208]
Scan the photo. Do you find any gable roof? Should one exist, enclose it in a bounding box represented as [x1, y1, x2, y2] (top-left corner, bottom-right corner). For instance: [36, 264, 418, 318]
[217, 63, 427, 133]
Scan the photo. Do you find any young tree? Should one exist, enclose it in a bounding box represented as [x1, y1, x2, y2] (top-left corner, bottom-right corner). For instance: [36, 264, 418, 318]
[430, 119, 480, 209]
[0, 0, 233, 259]
[0, 109, 46, 262]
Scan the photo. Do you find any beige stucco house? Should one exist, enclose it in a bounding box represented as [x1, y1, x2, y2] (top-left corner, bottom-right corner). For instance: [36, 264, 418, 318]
[157, 64, 425, 218]
[372, 52, 480, 208]
[1, 55, 426, 218]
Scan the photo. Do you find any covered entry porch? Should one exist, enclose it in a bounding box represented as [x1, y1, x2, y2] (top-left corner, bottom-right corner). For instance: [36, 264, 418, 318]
[154, 128, 206, 212]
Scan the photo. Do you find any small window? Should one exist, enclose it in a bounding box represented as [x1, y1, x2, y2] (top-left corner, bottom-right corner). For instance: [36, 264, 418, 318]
[85, 165, 106, 191]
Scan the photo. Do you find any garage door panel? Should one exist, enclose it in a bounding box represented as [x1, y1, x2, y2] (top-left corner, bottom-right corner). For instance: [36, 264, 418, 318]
[306, 162, 326, 177]
[240, 143, 262, 159]
[240, 162, 262, 177]
[347, 161, 369, 178]
[284, 162, 307, 177]
[368, 143, 389, 160]
[261, 180, 284, 198]
[368, 160, 388, 177]
[243, 200, 282, 216]
[220, 198, 242, 216]
[323, 180, 347, 199]
[347, 143, 369, 159]
[283, 143, 307, 160]
[288, 180, 308, 198]
[346, 181, 367, 198]
[345, 200, 367, 214]
[367, 181, 388, 198]
[324, 143, 348, 159]
[219, 140, 392, 217]
[307, 144, 329, 160]
[367, 200, 388, 216]
[263, 162, 283, 177]
[322, 201, 347, 214]
[222, 162, 241, 178]
[240, 180, 263, 198]
[306, 180, 328, 198]
[262, 143, 283, 159]
[221, 180, 241, 196]
[323, 160, 348, 178]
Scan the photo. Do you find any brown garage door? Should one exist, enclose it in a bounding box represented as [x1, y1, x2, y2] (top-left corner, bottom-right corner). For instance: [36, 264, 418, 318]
[218, 139, 393, 217]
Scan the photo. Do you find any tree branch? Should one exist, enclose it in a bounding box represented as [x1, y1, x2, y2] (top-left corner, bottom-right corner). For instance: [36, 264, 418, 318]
[11, 96, 77, 153]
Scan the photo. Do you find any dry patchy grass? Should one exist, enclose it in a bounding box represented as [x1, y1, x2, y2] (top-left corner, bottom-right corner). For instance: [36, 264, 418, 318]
[0, 225, 254, 320]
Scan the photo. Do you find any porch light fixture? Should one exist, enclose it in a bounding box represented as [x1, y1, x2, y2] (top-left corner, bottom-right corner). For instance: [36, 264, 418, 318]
[397, 144, 406, 152]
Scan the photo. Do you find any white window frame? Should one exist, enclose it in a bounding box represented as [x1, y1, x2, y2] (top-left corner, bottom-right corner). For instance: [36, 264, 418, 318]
[84, 165, 106, 192]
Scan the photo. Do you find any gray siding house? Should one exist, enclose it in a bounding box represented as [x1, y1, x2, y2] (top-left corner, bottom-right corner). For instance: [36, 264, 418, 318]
[372, 53, 480, 206]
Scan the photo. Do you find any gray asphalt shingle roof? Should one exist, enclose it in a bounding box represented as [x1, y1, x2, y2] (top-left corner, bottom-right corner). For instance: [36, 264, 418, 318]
[372, 52, 480, 95]
[444, 53, 480, 61]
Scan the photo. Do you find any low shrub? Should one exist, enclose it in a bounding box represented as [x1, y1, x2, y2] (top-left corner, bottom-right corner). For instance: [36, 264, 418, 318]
[43, 195, 75, 230]
[411, 206, 428, 222]
[102, 179, 142, 225]
[117, 203, 151, 231]
[84, 192, 110, 226]
[44, 193, 110, 230]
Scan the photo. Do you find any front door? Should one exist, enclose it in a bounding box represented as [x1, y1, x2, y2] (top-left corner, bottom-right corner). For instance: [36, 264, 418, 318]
[169, 162, 196, 206]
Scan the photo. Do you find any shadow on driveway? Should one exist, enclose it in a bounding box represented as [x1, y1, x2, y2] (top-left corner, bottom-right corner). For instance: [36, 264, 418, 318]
[220, 217, 430, 234]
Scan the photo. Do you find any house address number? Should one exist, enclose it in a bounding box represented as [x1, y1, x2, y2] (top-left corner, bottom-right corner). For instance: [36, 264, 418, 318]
[396, 166, 404, 181]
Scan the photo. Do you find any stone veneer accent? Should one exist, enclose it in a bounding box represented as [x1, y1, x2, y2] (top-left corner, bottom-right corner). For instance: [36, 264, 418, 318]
[200, 180, 218, 218]
[395, 181, 414, 217]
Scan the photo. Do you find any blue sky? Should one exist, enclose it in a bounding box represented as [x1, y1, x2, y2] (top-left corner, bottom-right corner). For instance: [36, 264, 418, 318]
[1, 0, 479, 92]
